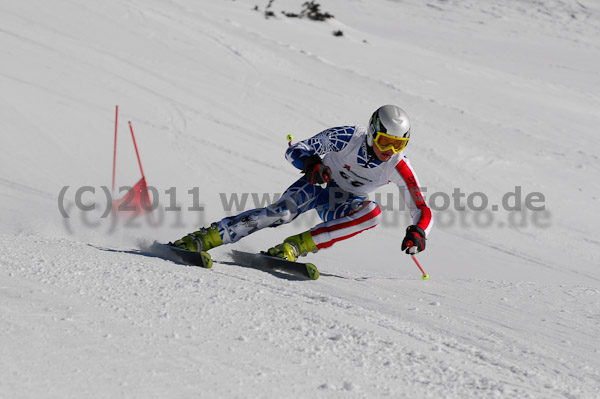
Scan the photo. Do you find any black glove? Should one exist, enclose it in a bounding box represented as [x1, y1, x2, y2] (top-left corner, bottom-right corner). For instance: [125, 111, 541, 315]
[401, 225, 426, 254]
[302, 155, 332, 185]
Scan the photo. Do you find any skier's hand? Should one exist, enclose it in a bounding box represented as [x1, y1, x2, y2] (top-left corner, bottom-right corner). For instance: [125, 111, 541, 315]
[401, 225, 426, 254]
[302, 155, 332, 185]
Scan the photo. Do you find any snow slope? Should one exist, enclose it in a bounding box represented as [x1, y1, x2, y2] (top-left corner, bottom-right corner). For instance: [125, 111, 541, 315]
[1, 0, 599, 397]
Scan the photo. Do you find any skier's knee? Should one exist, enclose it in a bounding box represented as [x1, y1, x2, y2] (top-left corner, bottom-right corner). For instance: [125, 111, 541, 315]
[362, 201, 382, 227]
[277, 208, 293, 224]
[265, 204, 294, 225]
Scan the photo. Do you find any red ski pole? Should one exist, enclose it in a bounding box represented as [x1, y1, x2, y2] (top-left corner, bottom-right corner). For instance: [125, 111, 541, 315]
[411, 254, 429, 280]
[112, 105, 119, 193]
[406, 241, 429, 280]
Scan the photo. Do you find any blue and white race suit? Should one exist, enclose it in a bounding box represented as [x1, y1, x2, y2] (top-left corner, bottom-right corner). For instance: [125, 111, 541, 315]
[217, 125, 433, 250]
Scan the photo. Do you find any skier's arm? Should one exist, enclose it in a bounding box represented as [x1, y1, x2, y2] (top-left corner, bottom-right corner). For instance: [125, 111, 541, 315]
[392, 157, 433, 254]
[285, 126, 355, 170]
[392, 156, 433, 235]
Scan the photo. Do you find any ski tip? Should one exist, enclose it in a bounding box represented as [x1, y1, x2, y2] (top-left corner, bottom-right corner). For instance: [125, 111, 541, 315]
[166, 244, 213, 269]
[305, 263, 319, 280]
[200, 251, 213, 269]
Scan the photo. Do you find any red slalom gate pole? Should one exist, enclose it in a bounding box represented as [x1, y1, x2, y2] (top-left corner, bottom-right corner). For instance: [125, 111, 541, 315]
[128, 121, 153, 218]
[128, 121, 145, 179]
[112, 105, 119, 192]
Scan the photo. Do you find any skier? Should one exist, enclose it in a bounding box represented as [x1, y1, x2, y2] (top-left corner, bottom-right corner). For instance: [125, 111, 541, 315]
[172, 105, 433, 261]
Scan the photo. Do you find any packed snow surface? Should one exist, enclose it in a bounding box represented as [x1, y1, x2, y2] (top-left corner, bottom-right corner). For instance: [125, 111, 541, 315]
[1, 0, 599, 398]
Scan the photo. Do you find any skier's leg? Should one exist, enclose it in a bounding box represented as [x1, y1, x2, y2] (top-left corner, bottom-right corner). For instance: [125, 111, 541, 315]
[311, 200, 382, 250]
[171, 177, 324, 251]
[267, 198, 381, 261]
[217, 204, 293, 245]
[218, 177, 328, 244]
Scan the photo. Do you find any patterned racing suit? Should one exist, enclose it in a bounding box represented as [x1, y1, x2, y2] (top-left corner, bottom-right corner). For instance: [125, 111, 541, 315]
[216, 125, 433, 250]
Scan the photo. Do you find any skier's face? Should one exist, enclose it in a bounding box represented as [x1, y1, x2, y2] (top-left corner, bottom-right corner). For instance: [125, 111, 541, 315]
[373, 142, 394, 162]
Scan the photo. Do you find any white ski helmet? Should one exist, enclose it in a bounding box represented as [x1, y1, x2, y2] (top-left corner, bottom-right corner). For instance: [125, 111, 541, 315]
[367, 105, 411, 150]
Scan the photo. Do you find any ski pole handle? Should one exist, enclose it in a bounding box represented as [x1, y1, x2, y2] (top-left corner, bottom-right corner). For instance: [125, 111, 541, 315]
[405, 240, 418, 255]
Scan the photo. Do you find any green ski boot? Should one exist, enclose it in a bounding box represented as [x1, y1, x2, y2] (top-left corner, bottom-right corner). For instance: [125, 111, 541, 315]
[267, 231, 318, 262]
[172, 223, 223, 252]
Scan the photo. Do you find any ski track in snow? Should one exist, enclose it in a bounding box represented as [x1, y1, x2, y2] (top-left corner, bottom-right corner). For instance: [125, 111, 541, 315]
[1, 0, 600, 397]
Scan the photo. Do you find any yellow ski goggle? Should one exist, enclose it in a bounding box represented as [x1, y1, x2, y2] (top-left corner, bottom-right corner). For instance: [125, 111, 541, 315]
[374, 131, 409, 153]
